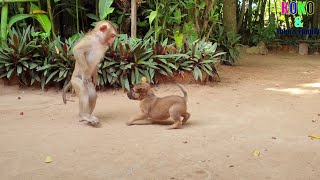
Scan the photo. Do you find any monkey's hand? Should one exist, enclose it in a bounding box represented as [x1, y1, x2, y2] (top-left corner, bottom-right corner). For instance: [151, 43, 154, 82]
[92, 76, 97, 87]
[81, 73, 94, 88]
[81, 74, 91, 86]
[84, 78, 91, 86]
[92, 67, 98, 87]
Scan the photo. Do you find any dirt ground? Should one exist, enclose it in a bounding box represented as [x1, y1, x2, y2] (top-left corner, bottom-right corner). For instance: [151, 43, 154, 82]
[1, 54, 320, 180]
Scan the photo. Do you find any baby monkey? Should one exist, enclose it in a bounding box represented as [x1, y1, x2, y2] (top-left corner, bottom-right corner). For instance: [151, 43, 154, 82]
[62, 21, 118, 126]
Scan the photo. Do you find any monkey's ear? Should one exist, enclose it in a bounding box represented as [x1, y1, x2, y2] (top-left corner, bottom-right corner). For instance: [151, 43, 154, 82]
[99, 25, 108, 32]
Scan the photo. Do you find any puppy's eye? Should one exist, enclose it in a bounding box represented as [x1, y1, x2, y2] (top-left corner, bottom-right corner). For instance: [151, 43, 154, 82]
[134, 87, 142, 92]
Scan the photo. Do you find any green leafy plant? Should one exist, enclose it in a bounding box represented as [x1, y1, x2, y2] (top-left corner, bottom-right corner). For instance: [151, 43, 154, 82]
[36, 35, 79, 89]
[0, 26, 41, 86]
[179, 39, 226, 81]
[102, 34, 156, 90]
[8, 3, 52, 39]
[220, 32, 242, 65]
[99, 0, 115, 20]
[252, 24, 276, 45]
[86, 0, 115, 24]
[150, 38, 187, 76]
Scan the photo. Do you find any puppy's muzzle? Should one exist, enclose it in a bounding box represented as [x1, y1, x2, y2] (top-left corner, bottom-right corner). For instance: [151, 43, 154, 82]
[127, 91, 133, 99]
[127, 88, 136, 100]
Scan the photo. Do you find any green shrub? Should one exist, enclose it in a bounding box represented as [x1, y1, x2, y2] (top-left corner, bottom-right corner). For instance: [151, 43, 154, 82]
[0, 26, 41, 86]
[0, 27, 227, 90]
[181, 39, 225, 81]
[36, 36, 78, 89]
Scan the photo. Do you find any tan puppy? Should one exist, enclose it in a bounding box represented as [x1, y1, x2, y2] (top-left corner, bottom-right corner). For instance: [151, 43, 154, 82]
[126, 82, 190, 129]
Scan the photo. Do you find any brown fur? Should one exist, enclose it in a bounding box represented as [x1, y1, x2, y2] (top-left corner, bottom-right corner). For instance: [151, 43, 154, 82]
[126, 83, 190, 129]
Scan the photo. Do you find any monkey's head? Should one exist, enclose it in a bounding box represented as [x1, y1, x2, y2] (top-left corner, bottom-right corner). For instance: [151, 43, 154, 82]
[127, 83, 153, 101]
[95, 20, 118, 47]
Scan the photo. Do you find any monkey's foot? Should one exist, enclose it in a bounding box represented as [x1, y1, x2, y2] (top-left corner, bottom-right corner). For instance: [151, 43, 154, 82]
[79, 115, 100, 126]
[126, 121, 133, 126]
[88, 115, 100, 126]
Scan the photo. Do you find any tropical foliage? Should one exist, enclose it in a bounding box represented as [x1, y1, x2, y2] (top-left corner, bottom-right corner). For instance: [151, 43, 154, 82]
[1, 0, 318, 89]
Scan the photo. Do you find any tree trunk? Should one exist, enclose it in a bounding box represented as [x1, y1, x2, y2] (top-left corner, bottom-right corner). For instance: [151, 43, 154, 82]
[290, 15, 295, 28]
[268, 0, 271, 19]
[288, 0, 295, 28]
[313, 0, 319, 28]
[223, 0, 237, 33]
[260, 0, 267, 26]
[237, 0, 247, 32]
[248, 0, 253, 29]
[285, 0, 290, 28]
[256, 0, 261, 22]
[284, 16, 289, 28]
[274, 0, 278, 27]
[131, 0, 137, 38]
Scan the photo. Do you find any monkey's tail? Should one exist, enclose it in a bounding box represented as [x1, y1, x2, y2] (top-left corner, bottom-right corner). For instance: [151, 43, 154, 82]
[62, 82, 72, 104]
[176, 83, 188, 102]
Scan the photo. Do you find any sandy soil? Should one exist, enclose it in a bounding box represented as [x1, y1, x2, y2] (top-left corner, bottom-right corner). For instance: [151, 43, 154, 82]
[1, 54, 320, 180]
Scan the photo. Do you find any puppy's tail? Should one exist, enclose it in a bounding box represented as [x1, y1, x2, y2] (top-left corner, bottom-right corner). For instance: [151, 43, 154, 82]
[62, 82, 72, 104]
[177, 83, 188, 102]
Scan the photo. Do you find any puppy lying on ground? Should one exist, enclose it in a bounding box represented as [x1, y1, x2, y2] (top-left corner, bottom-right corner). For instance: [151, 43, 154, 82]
[126, 81, 190, 129]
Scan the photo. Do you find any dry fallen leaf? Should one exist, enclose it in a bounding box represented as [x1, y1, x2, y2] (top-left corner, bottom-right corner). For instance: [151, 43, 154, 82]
[309, 135, 320, 139]
[253, 150, 260, 157]
[45, 156, 53, 163]
[141, 77, 147, 83]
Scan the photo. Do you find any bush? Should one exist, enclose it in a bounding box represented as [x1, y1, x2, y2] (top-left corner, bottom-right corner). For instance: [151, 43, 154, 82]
[0, 26, 41, 86]
[0, 26, 226, 90]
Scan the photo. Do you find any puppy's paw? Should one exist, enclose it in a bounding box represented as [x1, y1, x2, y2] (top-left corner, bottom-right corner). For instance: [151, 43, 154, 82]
[126, 121, 133, 126]
[167, 123, 182, 130]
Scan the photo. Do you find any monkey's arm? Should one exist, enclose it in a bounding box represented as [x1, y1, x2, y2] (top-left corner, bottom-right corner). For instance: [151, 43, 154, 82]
[73, 43, 91, 82]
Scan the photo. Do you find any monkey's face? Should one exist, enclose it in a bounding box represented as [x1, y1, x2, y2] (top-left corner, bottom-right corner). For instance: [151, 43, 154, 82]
[97, 21, 118, 47]
[127, 83, 151, 101]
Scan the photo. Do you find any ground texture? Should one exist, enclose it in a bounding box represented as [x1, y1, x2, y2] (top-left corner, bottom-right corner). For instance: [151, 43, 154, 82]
[1, 54, 320, 180]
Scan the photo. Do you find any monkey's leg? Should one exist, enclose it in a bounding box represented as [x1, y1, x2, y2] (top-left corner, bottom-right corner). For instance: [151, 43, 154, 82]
[87, 81, 99, 124]
[71, 77, 98, 125]
[87, 82, 97, 114]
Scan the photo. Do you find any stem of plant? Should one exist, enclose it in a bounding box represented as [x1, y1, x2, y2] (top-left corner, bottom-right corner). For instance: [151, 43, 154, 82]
[47, 0, 56, 39]
[0, 0, 38, 2]
[0, 3, 9, 47]
[76, 0, 79, 33]
[155, 0, 159, 42]
[37, 0, 41, 9]
[96, 0, 98, 16]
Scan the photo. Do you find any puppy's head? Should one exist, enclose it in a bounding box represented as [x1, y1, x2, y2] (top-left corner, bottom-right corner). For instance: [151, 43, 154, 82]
[127, 82, 152, 101]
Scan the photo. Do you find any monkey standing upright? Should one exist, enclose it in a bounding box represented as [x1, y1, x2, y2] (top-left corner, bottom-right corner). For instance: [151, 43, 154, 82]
[62, 21, 118, 125]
